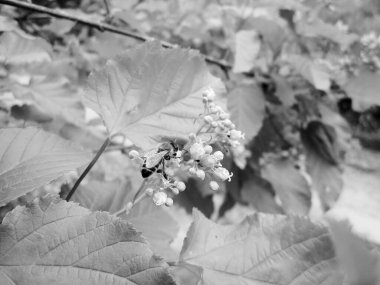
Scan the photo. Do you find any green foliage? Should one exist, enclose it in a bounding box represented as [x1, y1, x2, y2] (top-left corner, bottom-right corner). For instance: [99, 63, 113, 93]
[0, 195, 174, 285]
[1, 0, 380, 284]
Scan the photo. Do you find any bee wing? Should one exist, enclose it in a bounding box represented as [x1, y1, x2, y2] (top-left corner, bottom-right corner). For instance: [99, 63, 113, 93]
[144, 150, 168, 168]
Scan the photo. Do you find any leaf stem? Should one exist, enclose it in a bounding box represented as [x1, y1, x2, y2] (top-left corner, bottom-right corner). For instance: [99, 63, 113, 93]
[114, 180, 147, 216]
[65, 137, 111, 201]
[0, 0, 231, 70]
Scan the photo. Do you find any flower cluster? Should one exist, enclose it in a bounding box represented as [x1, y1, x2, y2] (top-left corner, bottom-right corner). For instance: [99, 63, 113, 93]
[128, 87, 245, 208]
[359, 32, 380, 70]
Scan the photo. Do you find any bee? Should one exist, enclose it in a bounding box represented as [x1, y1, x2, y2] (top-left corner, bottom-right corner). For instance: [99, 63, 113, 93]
[141, 142, 179, 178]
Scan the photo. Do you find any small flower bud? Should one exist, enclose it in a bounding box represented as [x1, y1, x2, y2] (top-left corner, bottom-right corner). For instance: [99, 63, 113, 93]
[223, 119, 232, 127]
[230, 130, 245, 140]
[189, 167, 197, 175]
[126, 202, 134, 211]
[211, 121, 218, 128]
[213, 151, 224, 161]
[203, 87, 216, 101]
[190, 143, 205, 160]
[189, 133, 196, 140]
[204, 145, 213, 154]
[171, 187, 179, 195]
[165, 197, 174, 207]
[213, 167, 233, 181]
[176, 181, 186, 191]
[209, 181, 219, 191]
[201, 155, 217, 168]
[153, 191, 168, 206]
[196, 169, 206, 180]
[145, 187, 154, 196]
[204, 115, 213, 124]
[128, 150, 139, 159]
[209, 107, 218, 114]
[219, 112, 230, 120]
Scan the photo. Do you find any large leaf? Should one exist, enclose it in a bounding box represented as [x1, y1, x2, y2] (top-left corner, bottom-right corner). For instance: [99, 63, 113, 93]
[128, 198, 180, 261]
[84, 41, 224, 150]
[262, 157, 311, 215]
[0, 127, 91, 206]
[172, 209, 342, 285]
[232, 30, 261, 73]
[327, 218, 380, 285]
[0, 32, 52, 65]
[227, 83, 266, 142]
[345, 71, 380, 107]
[329, 166, 380, 244]
[288, 55, 331, 91]
[0, 195, 174, 285]
[11, 75, 84, 124]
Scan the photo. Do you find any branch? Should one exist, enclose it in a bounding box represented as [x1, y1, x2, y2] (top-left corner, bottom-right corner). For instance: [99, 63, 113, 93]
[0, 0, 231, 69]
[65, 137, 110, 201]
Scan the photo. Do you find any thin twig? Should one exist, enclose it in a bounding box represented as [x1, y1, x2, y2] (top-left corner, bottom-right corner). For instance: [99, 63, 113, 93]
[0, 0, 231, 69]
[65, 137, 111, 201]
[114, 180, 148, 216]
[103, 0, 111, 16]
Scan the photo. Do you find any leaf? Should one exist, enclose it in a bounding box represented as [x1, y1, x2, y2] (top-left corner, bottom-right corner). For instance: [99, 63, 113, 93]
[327, 218, 380, 285]
[0, 195, 174, 285]
[329, 166, 380, 244]
[345, 71, 380, 107]
[232, 30, 261, 73]
[273, 74, 296, 106]
[0, 32, 52, 65]
[128, 198, 180, 261]
[288, 55, 331, 91]
[297, 19, 358, 50]
[84, 41, 224, 150]
[11, 75, 84, 124]
[301, 122, 342, 210]
[0, 127, 91, 206]
[262, 157, 311, 215]
[172, 209, 342, 285]
[227, 83, 266, 142]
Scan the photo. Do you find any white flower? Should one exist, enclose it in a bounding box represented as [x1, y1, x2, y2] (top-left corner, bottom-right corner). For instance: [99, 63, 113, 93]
[203, 87, 216, 101]
[189, 167, 197, 175]
[229, 130, 245, 141]
[152, 191, 168, 206]
[213, 167, 233, 181]
[190, 142, 205, 160]
[165, 197, 174, 207]
[128, 150, 139, 159]
[204, 115, 213, 123]
[204, 145, 213, 154]
[209, 181, 219, 191]
[201, 155, 218, 168]
[196, 169, 206, 180]
[175, 181, 186, 191]
[145, 187, 154, 196]
[213, 151, 224, 161]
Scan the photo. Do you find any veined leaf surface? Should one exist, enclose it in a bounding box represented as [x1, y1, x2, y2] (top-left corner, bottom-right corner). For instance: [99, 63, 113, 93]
[84, 41, 224, 150]
[0, 195, 174, 285]
[0, 127, 91, 206]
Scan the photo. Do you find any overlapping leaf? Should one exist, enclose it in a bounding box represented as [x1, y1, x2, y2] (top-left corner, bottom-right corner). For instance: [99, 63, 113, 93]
[83, 41, 224, 150]
[0, 127, 91, 206]
[288, 55, 331, 91]
[172, 209, 342, 285]
[232, 30, 261, 73]
[345, 71, 380, 107]
[11, 75, 84, 124]
[0, 32, 52, 64]
[0, 195, 175, 285]
[262, 157, 311, 215]
[227, 83, 266, 142]
[327, 218, 380, 285]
